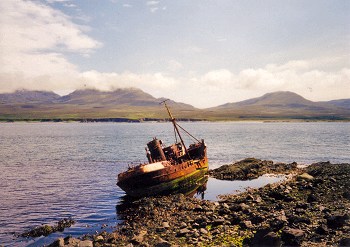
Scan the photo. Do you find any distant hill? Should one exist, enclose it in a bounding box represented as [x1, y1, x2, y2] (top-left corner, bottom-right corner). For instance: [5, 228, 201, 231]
[0, 90, 60, 104]
[0, 88, 197, 120]
[0, 89, 349, 121]
[204, 91, 350, 120]
[326, 99, 350, 109]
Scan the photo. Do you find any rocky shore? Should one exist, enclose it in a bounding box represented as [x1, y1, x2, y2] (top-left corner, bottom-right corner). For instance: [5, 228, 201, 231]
[209, 158, 300, 180]
[48, 160, 349, 246]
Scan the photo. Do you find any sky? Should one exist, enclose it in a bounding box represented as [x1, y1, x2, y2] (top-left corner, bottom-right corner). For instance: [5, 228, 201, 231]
[0, 0, 349, 108]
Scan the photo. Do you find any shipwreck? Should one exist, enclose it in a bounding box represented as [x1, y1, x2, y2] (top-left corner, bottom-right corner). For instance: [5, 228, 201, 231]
[117, 100, 208, 197]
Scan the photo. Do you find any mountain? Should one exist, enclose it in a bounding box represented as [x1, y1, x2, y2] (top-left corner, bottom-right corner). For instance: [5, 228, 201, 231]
[0, 90, 60, 104]
[0, 89, 349, 121]
[0, 88, 197, 120]
[57, 88, 158, 106]
[326, 99, 350, 109]
[205, 91, 350, 120]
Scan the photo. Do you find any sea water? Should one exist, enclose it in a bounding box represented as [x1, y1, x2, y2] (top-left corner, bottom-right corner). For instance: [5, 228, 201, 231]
[0, 122, 349, 246]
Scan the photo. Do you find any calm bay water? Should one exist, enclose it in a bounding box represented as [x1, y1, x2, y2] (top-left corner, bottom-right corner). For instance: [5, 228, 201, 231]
[0, 122, 349, 246]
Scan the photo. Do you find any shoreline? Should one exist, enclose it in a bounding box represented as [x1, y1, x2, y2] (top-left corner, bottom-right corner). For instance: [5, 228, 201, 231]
[44, 159, 349, 246]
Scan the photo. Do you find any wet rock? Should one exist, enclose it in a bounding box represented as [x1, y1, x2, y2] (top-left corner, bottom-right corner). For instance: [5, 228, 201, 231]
[21, 218, 75, 238]
[64, 236, 81, 246]
[94, 235, 104, 242]
[48, 237, 64, 247]
[281, 227, 305, 246]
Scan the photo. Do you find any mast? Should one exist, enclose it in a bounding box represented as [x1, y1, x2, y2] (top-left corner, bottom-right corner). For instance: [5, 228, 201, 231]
[160, 99, 190, 158]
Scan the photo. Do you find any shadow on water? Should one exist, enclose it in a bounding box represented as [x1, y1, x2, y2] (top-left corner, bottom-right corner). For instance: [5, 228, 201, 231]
[116, 175, 209, 218]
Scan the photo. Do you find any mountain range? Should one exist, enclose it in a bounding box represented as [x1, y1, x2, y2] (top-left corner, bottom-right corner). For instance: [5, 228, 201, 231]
[0, 88, 349, 121]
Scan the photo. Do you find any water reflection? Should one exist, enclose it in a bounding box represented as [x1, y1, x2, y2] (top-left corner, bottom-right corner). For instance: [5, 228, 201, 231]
[116, 175, 209, 217]
[195, 175, 286, 201]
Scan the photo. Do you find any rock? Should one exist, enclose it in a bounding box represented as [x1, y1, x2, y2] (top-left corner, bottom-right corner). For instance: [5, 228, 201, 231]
[288, 215, 311, 224]
[48, 237, 64, 247]
[239, 203, 250, 211]
[192, 222, 200, 228]
[339, 238, 350, 246]
[254, 195, 262, 203]
[281, 227, 305, 246]
[64, 236, 81, 246]
[131, 230, 147, 244]
[270, 218, 286, 231]
[199, 228, 208, 235]
[94, 235, 104, 242]
[156, 227, 166, 232]
[79, 240, 93, 247]
[307, 194, 317, 203]
[241, 220, 253, 229]
[269, 191, 286, 200]
[180, 222, 187, 229]
[315, 224, 328, 235]
[297, 173, 314, 181]
[155, 238, 171, 247]
[212, 218, 225, 226]
[193, 205, 203, 212]
[262, 232, 281, 246]
[246, 194, 255, 201]
[162, 221, 170, 229]
[177, 228, 190, 237]
[250, 229, 281, 247]
[326, 214, 348, 229]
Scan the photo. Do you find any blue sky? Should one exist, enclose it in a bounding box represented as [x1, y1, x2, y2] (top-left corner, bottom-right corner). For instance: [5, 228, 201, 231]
[0, 0, 349, 107]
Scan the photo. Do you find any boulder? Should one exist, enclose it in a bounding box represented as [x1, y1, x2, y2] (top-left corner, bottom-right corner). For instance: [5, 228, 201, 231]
[177, 228, 190, 237]
[326, 214, 349, 229]
[281, 227, 305, 246]
[250, 228, 281, 247]
[79, 240, 93, 247]
[297, 173, 314, 181]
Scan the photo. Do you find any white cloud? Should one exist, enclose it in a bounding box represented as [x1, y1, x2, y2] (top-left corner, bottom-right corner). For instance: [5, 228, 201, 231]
[0, 0, 100, 76]
[146, 1, 160, 6]
[123, 4, 132, 8]
[0, 0, 101, 93]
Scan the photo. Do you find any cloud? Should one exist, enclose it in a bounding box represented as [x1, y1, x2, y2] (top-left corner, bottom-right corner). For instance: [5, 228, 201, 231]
[123, 4, 132, 8]
[146, 1, 160, 6]
[0, 0, 100, 76]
